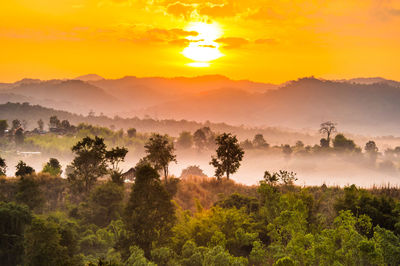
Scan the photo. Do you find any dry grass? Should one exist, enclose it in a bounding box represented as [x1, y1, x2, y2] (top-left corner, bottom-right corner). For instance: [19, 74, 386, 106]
[174, 175, 258, 212]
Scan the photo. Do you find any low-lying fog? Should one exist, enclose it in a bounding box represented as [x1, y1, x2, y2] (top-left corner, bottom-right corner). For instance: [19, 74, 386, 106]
[5, 149, 400, 188]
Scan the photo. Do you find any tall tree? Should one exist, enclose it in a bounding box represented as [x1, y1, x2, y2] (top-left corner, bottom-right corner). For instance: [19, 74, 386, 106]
[67, 136, 108, 192]
[253, 134, 269, 149]
[49, 115, 61, 129]
[365, 140, 379, 163]
[193, 128, 207, 151]
[37, 119, 44, 131]
[0, 202, 32, 266]
[14, 128, 24, 146]
[106, 146, 128, 185]
[210, 133, 244, 180]
[177, 131, 193, 149]
[144, 134, 177, 182]
[0, 120, 8, 137]
[0, 157, 6, 176]
[122, 164, 175, 258]
[319, 121, 337, 147]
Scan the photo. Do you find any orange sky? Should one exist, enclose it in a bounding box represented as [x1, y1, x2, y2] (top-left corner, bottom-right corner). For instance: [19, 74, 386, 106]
[1, 0, 400, 83]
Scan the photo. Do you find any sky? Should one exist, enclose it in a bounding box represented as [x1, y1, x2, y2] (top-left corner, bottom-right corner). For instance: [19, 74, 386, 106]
[1, 0, 400, 83]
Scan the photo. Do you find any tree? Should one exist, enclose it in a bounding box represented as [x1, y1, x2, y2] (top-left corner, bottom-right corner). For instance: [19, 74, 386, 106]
[365, 141, 378, 163]
[282, 144, 293, 158]
[180, 165, 206, 178]
[193, 128, 207, 151]
[60, 119, 71, 131]
[42, 158, 62, 176]
[144, 133, 177, 182]
[333, 134, 357, 152]
[0, 202, 32, 266]
[319, 121, 337, 147]
[84, 182, 124, 227]
[37, 119, 44, 131]
[49, 115, 61, 129]
[122, 164, 175, 258]
[127, 128, 137, 138]
[106, 146, 128, 185]
[11, 119, 21, 131]
[177, 131, 193, 149]
[0, 120, 8, 137]
[253, 134, 269, 149]
[67, 136, 108, 192]
[15, 127, 24, 146]
[16, 175, 44, 211]
[210, 133, 244, 180]
[0, 157, 6, 176]
[15, 160, 35, 177]
[24, 217, 72, 266]
[263, 170, 279, 186]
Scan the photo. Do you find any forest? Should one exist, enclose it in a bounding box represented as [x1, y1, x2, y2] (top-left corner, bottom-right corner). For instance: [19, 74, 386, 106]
[2, 117, 400, 265]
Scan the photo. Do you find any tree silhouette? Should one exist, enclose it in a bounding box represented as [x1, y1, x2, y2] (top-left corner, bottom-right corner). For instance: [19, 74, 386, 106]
[67, 136, 108, 192]
[210, 133, 244, 180]
[144, 134, 177, 182]
[319, 121, 337, 147]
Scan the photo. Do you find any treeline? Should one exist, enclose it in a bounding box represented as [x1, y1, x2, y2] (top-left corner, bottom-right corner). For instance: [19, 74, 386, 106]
[2, 131, 400, 265]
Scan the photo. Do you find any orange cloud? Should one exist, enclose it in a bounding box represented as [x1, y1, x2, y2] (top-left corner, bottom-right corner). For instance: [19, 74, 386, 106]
[167, 2, 195, 18]
[216, 37, 249, 49]
[255, 38, 277, 45]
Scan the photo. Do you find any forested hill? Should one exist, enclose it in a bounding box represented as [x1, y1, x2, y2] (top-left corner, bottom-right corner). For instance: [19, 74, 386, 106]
[0, 102, 316, 144]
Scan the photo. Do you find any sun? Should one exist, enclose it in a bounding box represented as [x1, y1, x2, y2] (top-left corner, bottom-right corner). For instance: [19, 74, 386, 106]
[182, 22, 224, 67]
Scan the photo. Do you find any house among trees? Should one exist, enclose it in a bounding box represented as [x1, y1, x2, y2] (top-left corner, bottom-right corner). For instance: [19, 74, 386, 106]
[122, 167, 136, 182]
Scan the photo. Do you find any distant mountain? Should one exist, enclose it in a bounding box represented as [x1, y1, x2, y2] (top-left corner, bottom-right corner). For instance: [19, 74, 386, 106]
[0, 102, 317, 144]
[75, 74, 104, 81]
[90, 75, 278, 109]
[0, 79, 120, 115]
[140, 77, 400, 135]
[341, 77, 400, 88]
[3, 75, 400, 135]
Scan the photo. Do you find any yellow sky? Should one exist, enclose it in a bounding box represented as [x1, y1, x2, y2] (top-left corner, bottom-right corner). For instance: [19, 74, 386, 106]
[1, 0, 400, 83]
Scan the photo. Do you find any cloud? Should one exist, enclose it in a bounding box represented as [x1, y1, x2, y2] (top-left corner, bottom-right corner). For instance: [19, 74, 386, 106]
[198, 3, 237, 18]
[167, 2, 195, 18]
[216, 37, 249, 49]
[247, 6, 283, 21]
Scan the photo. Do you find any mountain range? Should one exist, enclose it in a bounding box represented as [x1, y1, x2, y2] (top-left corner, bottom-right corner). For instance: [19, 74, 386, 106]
[1, 74, 400, 135]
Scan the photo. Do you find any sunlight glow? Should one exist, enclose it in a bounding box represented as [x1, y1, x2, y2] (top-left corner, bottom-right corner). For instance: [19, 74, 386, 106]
[182, 22, 223, 67]
[187, 62, 210, 67]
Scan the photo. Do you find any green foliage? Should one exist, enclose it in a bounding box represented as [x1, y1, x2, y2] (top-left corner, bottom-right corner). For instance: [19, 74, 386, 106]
[106, 147, 128, 185]
[42, 158, 62, 176]
[122, 164, 175, 257]
[335, 185, 400, 233]
[0, 201, 32, 266]
[82, 182, 124, 227]
[210, 133, 244, 180]
[24, 217, 80, 266]
[214, 193, 259, 214]
[67, 136, 108, 192]
[16, 175, 45, 211]
[144, 133, 177, 181]
[15, 160, 35, 177]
